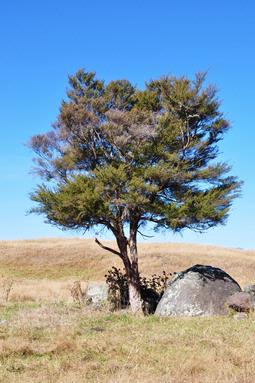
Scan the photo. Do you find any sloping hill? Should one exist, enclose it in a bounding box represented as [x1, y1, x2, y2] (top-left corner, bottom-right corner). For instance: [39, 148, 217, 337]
[0, 238, 254, 285]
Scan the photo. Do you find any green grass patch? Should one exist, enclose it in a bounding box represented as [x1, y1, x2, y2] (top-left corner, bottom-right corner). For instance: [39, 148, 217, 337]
[0, 302, 41, 321]
[0, 266, 93, 280]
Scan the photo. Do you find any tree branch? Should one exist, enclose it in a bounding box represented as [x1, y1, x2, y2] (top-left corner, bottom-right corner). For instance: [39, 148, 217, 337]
[143, 215, 166, 225]
[95, 238, 122, 257]
[137, 229, 154, 239]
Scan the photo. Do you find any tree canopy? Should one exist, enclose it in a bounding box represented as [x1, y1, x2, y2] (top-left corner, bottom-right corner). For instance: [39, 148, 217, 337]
[29, 69, 241, 312]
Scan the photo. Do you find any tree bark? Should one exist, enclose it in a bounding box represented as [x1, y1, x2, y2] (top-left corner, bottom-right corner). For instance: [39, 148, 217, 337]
[127, 218, 143, 313]
[128, 279, 143, 313]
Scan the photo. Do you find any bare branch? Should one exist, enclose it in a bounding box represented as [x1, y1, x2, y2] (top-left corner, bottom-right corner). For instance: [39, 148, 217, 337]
[137, 230, 154, 239]
[95, 238, 122, 257]
[143, 215, 166, 225]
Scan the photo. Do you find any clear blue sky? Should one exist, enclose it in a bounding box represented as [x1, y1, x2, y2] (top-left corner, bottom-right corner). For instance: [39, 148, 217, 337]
[0, 0, 254, 248]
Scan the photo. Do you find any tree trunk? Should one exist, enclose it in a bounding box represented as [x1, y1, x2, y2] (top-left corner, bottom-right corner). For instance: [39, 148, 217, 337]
[120, 244, 143, 313]
[127, 268, 143, 313]
[127, 220, 143, 313]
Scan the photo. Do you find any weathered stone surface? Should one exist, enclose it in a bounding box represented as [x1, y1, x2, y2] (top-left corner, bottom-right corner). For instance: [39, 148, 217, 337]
[243, 284, 255, 296]
[155, 264, 241, 317]
[85, 282, 108, 306]
[227, 292, 254, 313]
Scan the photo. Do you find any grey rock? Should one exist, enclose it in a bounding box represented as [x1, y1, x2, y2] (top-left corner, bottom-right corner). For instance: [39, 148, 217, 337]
[243, 284, 255, 296]
[233, 312, 248, 320]
[85, 282, 108, 307]
[227, 292, 253, 313]
[155, 264, 241, 317]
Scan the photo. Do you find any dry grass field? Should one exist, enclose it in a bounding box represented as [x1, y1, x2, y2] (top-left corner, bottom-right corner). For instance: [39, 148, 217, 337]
[0, 238, 255, 383]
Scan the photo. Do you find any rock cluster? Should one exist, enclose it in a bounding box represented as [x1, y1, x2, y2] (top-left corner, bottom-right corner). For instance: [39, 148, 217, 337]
[78, 265, 255, 318]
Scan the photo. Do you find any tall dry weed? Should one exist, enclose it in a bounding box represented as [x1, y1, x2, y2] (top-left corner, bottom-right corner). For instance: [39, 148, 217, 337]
[0, 278, 14, 303]
[70, 281, 84, 305]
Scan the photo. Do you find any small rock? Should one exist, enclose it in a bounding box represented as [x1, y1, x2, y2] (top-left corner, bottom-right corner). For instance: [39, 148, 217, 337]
[227, 292, 252, 313]
[243, 284, 255, 296]
[233, 312, 248, 320]
[85, 282, 108, 307]
[90, 326, 105, 332]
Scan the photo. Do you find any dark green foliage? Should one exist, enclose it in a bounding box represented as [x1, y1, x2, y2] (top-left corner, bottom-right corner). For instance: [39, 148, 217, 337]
[29, 69, 241, 235]
[105, 267, 171, 314]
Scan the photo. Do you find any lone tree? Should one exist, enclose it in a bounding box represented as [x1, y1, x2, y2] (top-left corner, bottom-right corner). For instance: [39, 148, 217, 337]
[29, 69, 241, 312]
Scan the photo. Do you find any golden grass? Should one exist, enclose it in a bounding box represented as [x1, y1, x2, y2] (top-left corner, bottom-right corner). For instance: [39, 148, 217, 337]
[0, 237, 254, 285]
[1, 303, 255, 383]
[0, 238, 255, 382]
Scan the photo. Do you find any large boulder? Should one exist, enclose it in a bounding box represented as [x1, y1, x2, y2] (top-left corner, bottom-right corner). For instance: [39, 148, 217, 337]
[155, 264, 241, 317]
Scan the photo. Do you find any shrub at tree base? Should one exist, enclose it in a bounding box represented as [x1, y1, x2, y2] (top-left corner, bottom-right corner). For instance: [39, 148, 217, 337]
[105, 266, 171, 314]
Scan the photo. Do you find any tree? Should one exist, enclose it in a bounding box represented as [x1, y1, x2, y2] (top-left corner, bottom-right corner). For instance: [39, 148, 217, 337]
[29, 69, 241, 313]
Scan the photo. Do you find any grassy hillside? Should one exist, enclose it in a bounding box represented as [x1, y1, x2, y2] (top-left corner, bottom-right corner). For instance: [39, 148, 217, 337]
[0, 238, 254, 308]
[0, 238, 255, 304]
[0, 237, 254, 283]
[1, 238, 255, 383]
